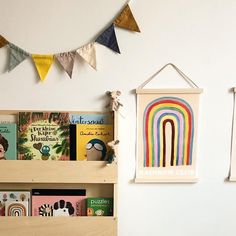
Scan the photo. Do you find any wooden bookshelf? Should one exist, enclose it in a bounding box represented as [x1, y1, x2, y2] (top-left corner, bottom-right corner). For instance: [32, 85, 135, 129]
[0, 160, 117, 184]
[0, 217, 117, 236]
[0, 110, 118, 236]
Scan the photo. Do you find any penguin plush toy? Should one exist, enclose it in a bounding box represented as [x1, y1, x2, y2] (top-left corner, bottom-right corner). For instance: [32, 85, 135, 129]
[86, 139, 107, 161]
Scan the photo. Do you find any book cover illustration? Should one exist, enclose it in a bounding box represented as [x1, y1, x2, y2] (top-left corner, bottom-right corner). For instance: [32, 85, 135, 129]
[76, 124, 114, 161]
[0, 124, 17, 160]
[5, 201, 28, 216]
[87, 198, 113, 216]
[0, 191, 30, 216]
[32, 189, 86, 217]
[18, 112, 70, 160]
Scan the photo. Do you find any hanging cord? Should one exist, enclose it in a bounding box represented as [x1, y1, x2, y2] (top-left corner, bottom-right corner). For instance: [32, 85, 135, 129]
[138, 63, 199, 89]
[128, 0, 134, 5]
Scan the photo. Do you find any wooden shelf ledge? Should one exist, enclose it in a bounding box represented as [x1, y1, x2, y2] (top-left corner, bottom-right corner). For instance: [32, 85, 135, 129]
[0, 161, 117, 184]
[0, 216, 117, 236]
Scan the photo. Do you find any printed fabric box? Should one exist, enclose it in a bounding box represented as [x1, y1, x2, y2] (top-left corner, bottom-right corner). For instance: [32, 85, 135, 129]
[87, 198, 113, 216]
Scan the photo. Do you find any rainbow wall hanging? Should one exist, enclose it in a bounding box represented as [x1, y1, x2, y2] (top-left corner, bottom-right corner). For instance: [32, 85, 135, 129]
[135, 63, 203, 183]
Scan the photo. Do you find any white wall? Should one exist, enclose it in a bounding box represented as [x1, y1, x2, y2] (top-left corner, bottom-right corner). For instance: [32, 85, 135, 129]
[1, 0, 236, 235]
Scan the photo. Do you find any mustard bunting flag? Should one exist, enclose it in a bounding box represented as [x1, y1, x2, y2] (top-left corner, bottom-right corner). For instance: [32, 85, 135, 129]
[96, 24, 120, 54]
[32, 54, 54, 81]
[55, 52, 76, 78]
[114, 4, 140, 32]
[8, 43, 29, 71]
[0, 35, 8, 48]
[77, 43, 96, 70]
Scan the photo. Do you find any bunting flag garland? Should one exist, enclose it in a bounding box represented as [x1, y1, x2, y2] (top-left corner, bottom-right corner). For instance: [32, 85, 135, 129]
[0, 2, 140, 81]
[8, 43, 30, 71]
[76, 43, 96, 70]
[55, 52, 76, 78]
[96, 24, 120, 54]
[0, 35, 8, 48]
[32, 54, 54, 81]
[114, 4, 140, 32]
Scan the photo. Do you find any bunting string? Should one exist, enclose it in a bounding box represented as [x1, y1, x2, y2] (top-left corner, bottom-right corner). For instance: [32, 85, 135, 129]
[0, 2, 140, 82]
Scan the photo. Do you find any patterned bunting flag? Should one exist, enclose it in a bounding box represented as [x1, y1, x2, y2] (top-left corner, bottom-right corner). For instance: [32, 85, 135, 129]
[114, 4, 140, 32]
[0, 35, 8, 48]
[8, 43, 30, 71]
[96, 24, 120, 54]
[55, 52, 76, 78]
[77, 43, 96, 70]
[32, 54, 54, 81]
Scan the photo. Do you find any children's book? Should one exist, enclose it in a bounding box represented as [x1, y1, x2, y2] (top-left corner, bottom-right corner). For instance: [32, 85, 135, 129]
[0, 115, 17, 124]
[76, 124, 114, 161]
[18, 112, 70, 160]
[32, 189, 86, 217]
[70, 113, 113, 161]
[87, 198, 113, 216]
[0, 191, 30, 216]
[0, 124, 17, 160]
[70, 124, 77, 160]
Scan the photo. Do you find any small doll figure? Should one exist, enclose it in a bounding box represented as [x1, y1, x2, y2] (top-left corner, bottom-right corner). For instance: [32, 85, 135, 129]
[0, 134, 9, 160]
[106, 140, 119, 165]
[106, 91, 123, 112]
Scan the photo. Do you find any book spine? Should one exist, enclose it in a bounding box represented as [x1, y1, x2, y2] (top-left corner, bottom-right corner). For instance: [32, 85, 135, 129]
[69, 124, 77, 160]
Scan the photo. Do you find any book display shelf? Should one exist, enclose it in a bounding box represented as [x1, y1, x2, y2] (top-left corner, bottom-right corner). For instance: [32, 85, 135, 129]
[0, 110, 118, 236]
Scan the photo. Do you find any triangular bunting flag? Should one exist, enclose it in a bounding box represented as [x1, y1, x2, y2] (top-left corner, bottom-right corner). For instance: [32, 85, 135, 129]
[8, 43, 30, 71]
[32, 54, 54, 81]
[77, 43, 96, 70]
[0, 35, 8, 48]
[96, 24, 120, 54]
[55, 52, 76, 78]
[114, 4, 140, 32]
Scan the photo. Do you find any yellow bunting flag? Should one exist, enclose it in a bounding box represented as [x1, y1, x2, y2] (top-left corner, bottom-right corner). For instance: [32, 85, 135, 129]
[77, 43, 96, 70]
[32, 54, 54, 81]
[0, 35, 8, 48]
[114, 4, 140, 32]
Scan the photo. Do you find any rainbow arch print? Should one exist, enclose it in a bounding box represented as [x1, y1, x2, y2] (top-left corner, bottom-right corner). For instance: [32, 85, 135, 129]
[7, 202, 27, 216]
[143, 97, 194, 167]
